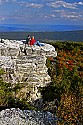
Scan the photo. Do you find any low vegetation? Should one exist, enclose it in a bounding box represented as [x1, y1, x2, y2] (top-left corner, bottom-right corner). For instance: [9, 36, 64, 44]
[0, 69, 36, 111]
[40, 41, 83, 124]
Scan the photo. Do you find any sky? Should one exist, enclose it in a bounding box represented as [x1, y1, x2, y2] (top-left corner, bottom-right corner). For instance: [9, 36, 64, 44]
[0, 0, 83, 25]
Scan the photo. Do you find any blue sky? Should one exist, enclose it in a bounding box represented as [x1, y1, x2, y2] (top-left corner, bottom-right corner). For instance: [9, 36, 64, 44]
[0, 0, 83, 25]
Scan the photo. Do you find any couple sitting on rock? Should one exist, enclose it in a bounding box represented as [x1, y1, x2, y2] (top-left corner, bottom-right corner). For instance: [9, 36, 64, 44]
[26, 35, 44, 46]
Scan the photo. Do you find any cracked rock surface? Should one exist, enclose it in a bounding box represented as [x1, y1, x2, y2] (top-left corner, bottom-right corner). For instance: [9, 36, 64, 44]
[0, 108, 57, 125]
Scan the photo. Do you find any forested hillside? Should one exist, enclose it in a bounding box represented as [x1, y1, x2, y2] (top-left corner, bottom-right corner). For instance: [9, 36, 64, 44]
[40, 41, 83, 124]
[0, 30, 83, 42]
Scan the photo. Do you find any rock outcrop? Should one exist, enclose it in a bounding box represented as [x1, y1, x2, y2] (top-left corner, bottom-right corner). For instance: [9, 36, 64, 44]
[0, 108, 57, 125]
[0, 39, 57, 102]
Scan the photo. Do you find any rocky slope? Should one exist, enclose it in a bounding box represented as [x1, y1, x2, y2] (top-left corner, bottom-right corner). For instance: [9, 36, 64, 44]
[0, 39, 57, 125]
[0, 39, 57, 102]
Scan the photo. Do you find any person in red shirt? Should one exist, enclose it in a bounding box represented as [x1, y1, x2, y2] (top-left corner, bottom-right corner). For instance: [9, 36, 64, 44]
[30, 36, 45, 46]
[30, 36, 36, 46]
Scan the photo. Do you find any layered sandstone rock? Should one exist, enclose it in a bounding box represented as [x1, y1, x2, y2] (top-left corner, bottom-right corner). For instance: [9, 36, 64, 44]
[0, 39, 57, 102]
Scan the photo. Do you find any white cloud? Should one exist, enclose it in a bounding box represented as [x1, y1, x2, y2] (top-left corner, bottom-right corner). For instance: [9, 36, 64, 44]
[0, 16, 5, 21]
[0, 0, 3, 4]
[77, 2, 83, 5]
[0, 0, 43, 8]
[50, 14, 56, 17]
[2, 17, 5, 20]
[61, 11, 82, 20]
[18, 2, 43, 8]
[0, 0, 83, 24]
[26, 3, 43, 8]
[0, 0, 17, 4]
[43, 13, 56, 20]
[47, 0, 77, 9]
[53, 9, 83, 21]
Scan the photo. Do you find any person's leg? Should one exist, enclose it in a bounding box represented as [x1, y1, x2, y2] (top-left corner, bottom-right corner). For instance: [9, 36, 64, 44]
[40, 43, 45, 46]
[34, 41, 37, 45]
[35, 41, 44, 46]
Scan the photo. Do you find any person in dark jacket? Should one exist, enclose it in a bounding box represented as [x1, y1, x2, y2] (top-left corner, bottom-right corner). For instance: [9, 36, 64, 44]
[26, 35, 31, 46]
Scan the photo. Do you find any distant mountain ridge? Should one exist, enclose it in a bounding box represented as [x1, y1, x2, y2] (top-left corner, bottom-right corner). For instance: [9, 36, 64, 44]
[0, 24, 83, 32]
[0, 30, 83, 42]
